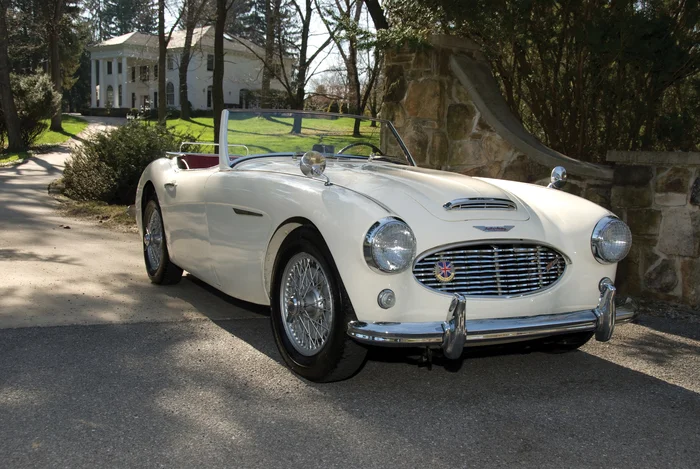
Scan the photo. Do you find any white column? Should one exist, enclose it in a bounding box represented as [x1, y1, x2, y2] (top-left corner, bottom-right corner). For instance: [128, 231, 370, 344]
[122, 56, 128, 109]
[90, 59, 97, 108]
[98, 59, 105, 107]
[112, 58, 119, 107]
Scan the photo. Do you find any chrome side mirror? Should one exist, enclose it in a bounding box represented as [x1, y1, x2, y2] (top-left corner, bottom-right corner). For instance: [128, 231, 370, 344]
[547, 166, 567, 190]
[300, 150, 331, 185]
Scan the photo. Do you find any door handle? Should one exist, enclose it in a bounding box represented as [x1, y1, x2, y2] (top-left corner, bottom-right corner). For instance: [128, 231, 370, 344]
[164, 181, 177, 188]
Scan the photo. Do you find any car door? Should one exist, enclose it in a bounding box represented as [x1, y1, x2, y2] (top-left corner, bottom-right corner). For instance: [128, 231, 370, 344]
[158, 167, 218, 285]
[204, 169, 273, 305]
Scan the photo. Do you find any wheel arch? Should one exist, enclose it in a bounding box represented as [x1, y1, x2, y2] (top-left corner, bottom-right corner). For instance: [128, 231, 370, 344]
[263, 217, 322, 300]
[141, 180, 156, 213]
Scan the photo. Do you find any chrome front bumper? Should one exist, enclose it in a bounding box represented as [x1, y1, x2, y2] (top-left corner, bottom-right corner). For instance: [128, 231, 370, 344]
[347, 278, 637, 359]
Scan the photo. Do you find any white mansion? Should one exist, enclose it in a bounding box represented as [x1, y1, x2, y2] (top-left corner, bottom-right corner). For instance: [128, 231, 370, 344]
[88, 26, 286, 111]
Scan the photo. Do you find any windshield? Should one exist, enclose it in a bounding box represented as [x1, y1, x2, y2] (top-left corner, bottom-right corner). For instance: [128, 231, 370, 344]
[225, 110, 413, 165]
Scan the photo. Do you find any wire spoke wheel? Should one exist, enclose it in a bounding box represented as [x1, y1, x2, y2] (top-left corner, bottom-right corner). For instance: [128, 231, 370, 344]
[280, 252, 334, 356]
[144, 208, 164, 272]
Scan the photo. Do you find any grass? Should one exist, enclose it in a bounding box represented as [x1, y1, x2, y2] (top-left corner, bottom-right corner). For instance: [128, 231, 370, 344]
[0, 151, 30, 165]
[0, 115, 89, 165]
[56, 198, 136, 232]
[165, 115, 384, 157]
[34, 115, 89, 146]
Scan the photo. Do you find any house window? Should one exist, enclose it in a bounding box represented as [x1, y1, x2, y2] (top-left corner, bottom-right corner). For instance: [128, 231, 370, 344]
[207, 85, 212, 108]
[207, 54, 214, 71]
[132, 92, 136, 108]
[131, 66, 136, 82]
[154, 64, 158, 79]
[106, 85, 114, 106]
[139, 65, 149, 81]
[118, 85, 122, 107]
[118, 62, 122, 74]
[107, 61, 113, 75]
[167, 55, 174, 70]
[154, 91, 158, 107]
[166, 82, 175, 106]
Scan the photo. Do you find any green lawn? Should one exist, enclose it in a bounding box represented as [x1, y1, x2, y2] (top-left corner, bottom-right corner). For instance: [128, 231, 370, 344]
[34, 115, 89, 146]
[165, 115, 384, 157]
[0, 115, 88, 165]
[0, 151, 30, 165]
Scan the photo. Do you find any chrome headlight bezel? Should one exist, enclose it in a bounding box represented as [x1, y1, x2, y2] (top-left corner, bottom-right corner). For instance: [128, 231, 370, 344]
[363, 217, 416, 273]
[591, 216, 632, 264]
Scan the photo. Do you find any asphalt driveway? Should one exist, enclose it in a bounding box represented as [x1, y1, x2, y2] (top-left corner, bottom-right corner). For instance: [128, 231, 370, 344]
[0, 125, 698, 468]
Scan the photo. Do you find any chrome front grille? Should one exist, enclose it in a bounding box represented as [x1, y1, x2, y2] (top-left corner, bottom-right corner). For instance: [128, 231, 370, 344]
[413, 243, 566, 297]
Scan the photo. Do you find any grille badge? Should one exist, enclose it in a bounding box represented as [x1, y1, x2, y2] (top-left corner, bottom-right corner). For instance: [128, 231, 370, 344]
[434, 260, 456, 283]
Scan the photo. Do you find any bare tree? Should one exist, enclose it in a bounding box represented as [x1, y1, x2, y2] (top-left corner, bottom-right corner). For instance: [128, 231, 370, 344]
[213, 0, 237, 140]
[261, 0, 281, 108]
[0, 0, 22, 151]
[317, 0, 381, 135]
[178, 0, 210, 120]
[233, 0, 335, 132]
[158, 0, 185, 123]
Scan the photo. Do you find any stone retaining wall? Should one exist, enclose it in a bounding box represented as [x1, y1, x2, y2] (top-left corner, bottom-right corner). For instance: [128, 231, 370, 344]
[381, 35, 613, 207]
[608, 151, 700, 306]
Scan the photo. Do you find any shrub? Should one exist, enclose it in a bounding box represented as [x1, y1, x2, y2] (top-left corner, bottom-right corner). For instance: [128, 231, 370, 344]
[0, 72, 61, 147]
[63, 121, 194, 205]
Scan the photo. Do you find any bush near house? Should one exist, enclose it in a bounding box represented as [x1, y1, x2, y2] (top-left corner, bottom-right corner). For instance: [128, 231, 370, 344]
[62, 121, 193, 205]
[0, 73, 61, 148]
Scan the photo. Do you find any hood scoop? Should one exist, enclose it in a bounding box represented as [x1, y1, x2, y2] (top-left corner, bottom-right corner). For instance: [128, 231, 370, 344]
[443, 197, 517, 211]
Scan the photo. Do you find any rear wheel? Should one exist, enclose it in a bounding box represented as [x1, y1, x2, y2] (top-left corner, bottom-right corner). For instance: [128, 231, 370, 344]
[143, 198, 183, 285]
[270, 227, 367, 382]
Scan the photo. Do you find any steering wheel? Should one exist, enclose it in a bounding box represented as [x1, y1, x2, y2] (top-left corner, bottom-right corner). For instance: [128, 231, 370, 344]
[337, 142, 383, 156]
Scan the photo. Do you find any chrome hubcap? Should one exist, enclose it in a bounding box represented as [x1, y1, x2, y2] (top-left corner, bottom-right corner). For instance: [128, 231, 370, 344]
[280, 253, 333, 356]
[145, 210, 163, 271]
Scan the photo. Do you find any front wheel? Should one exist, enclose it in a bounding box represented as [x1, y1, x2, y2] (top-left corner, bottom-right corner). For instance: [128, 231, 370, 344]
[270, 227, 367, 382]
[142, 199, 183, 285]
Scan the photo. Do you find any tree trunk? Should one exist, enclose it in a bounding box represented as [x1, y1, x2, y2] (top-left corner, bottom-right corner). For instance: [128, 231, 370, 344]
[0, 0, 23, 151]
[49, 0, 65, 132]
[261, 0, 281, 108]
[364, 0, 388, 29]
[290, 0, 312, 134]
[157, 0, 167, 123]
[179, 37, 193, 119]
[213, 0, 227, 141]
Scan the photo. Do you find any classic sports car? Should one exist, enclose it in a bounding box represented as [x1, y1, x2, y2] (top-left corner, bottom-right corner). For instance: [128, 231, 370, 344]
[136, 110, 635, 382]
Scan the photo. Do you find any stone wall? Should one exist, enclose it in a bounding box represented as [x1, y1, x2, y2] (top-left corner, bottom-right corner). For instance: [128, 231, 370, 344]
[381, 35, 613, 207]
[608, 151, 700, 306]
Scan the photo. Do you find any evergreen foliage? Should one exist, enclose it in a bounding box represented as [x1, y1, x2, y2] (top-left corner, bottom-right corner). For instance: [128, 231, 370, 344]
[384, 0, 700, 161]
[63, 121, 193, 204]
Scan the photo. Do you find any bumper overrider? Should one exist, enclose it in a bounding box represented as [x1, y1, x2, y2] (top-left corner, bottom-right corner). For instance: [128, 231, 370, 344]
[347, 277, 637, 359]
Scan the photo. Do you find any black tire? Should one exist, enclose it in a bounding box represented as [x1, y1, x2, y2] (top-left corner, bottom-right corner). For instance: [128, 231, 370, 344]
[142, 198, 183, 285]
[270, 226, 367, 382]
[543, 331, 594, 353]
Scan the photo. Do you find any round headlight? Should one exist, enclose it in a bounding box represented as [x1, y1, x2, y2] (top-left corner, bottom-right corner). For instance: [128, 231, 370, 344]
[591, 216, 632, 264]
[364, 218, 416, 273]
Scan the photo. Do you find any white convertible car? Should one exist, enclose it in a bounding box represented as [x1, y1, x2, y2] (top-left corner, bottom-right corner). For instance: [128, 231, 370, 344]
[136, 110, 635, 381]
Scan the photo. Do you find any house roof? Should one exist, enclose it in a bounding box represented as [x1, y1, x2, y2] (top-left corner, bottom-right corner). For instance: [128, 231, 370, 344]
[91, 26, 265, 58]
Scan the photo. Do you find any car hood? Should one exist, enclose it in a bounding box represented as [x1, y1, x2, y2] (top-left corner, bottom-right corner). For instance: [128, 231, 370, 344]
[241, 159, 531, 222]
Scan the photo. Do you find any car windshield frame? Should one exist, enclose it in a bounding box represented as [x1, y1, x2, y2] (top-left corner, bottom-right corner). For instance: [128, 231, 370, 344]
[223, 109, 416, 168]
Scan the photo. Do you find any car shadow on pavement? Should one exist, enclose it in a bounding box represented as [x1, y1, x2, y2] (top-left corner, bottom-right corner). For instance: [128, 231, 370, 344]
[1, 317, 698, 468]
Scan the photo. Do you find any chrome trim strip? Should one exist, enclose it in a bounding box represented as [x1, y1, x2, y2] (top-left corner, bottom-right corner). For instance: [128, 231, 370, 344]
[443, 197, 517, 211]
[233, 207, 263, 217]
